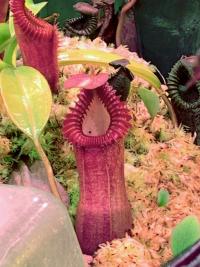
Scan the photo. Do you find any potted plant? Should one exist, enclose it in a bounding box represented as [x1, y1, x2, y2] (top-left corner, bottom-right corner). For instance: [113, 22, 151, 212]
[4, 0, 165, 257]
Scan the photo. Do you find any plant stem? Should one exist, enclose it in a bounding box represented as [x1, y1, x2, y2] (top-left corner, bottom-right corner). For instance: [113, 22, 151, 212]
[155, 87, 178, 127]
[34, 138, 61, 200]
[116, 0, 137, 47]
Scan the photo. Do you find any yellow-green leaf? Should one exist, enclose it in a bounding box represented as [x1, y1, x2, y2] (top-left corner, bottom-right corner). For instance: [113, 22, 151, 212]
[0, 66, 52, 139]
[127, 61, 161, 89]
[58, 49, 123, 66]
[58, 49, 161, 89]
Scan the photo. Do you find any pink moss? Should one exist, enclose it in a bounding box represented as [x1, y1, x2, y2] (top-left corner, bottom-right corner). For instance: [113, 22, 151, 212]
[10, 0, 59, 92]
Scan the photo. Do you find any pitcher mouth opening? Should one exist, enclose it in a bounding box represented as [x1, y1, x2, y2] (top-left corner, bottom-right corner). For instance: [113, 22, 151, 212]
[168, 59, 200, 110]
[63, 83, 131, 147]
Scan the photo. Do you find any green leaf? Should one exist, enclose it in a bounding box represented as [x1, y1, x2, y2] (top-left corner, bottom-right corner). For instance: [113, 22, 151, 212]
[59, 48, 124, 66]
[25, 0, 47, 15]
[0, 23, 10, 44]
[0, 37, 13, 54]
[114, 0, 125, 14]
[137, 87, 160, 117]
[157, 189, 169, 207]
[171, 215, 200, 257]
[0, 23, 11, 49]
[0, 66, 52, 140]
[3, 37, 17, 66]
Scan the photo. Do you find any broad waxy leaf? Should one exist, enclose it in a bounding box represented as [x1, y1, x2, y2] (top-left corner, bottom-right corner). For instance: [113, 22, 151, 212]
[138, 87, 160, 117]
[171, 216, 200, 257]
[0, 66, 52, 139]
[58, 49, 161, 89]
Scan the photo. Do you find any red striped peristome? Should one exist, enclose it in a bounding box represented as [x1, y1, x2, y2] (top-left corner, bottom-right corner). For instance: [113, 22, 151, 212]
[10, 0, 59, 92]
[62, 83, 132, 147]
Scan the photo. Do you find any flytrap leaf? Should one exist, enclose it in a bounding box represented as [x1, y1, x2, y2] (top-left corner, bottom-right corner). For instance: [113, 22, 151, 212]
[137, 87, 160, 118]
[171, 215, 200, 257]
[0, 66, 52, 140]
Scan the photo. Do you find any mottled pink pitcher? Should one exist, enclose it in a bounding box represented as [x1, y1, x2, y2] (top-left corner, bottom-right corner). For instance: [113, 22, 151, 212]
[63, 83, 132, 254]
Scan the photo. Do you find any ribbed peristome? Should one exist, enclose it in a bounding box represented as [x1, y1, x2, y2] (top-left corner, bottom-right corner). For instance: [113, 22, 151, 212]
[10, 0, 59, 91]
[63, 83, 131, 147]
